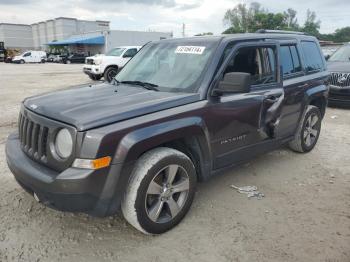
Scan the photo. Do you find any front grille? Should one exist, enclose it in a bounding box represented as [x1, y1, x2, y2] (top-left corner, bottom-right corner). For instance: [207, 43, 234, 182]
[86, 58, 94, 65]
[329, 72, 350, 87]
[18, 113, 49, 162]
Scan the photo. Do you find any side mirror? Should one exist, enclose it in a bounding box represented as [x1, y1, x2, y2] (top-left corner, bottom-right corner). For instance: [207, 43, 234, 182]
[325, 54, 330, 61]
[213, 72, 251, 95]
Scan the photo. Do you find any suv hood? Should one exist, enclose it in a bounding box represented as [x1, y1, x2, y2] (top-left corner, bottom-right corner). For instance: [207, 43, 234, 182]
[23, 83, 200, 131]
[327, 61, 350, 72]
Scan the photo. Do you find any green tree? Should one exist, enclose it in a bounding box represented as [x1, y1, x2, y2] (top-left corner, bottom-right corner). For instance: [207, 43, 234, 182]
[194, 32, 213, 36]
[223, 2, 297, 34]
[284, 8, 299, 30]
[248, 12, 288, 32]
[223, 2, 265, 33]
[333, 27, 350, 42]
[301, 9, 320, 36]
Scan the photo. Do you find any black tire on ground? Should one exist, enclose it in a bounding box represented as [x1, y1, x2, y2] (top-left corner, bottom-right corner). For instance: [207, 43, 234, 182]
[88, 74, 102, 81]
[41, 59, 45, 63]
[288, 105, 322, 153]
[122, 147, 197, 235]
[104, 67, 118, 83]
[20, 60, 25, 64]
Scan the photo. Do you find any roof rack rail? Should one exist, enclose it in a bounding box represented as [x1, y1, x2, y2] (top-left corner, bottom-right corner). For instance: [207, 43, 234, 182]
[256, 29, 306, 35]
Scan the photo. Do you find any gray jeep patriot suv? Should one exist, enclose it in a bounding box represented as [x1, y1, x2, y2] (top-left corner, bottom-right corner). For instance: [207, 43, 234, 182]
[6, 31, 329, 234]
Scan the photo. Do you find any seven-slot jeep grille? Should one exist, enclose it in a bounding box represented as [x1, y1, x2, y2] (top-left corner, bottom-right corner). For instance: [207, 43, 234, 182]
[18, 113, 49, 162]
[329, 72, 350, 87]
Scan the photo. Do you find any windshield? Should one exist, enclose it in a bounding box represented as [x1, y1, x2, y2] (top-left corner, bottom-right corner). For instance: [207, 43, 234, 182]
[116, 40, 218, 93]
[106, 48, 126, 57]
[329, 45, 350, 62]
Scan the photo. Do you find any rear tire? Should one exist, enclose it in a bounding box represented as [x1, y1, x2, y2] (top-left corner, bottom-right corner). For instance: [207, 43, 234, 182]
[122, 147, 197, 234]
[288, 105, 322, 153]
[104, 67, 118, 83]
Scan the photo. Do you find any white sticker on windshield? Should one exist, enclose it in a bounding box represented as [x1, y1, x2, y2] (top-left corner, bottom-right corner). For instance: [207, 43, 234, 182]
[175, 46, 206, 55]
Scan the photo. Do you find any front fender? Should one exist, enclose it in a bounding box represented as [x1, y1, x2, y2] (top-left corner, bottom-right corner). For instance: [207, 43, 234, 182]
[113, 117, 211, 167]
[97, 117, 212, 216]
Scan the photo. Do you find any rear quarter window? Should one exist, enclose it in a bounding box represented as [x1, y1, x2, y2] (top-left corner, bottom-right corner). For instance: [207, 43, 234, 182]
[301, 41, 325, 73]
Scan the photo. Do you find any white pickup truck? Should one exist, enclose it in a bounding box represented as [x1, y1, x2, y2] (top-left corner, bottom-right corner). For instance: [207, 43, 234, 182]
[83, 46, 141, 82]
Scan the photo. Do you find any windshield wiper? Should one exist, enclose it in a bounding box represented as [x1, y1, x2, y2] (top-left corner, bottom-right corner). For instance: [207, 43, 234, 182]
[120, 80, 159, 91]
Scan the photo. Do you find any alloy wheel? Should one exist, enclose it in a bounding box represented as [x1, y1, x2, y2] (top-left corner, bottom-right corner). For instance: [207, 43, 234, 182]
[303, 113, 319, 147]
[145, 164, 190, 223]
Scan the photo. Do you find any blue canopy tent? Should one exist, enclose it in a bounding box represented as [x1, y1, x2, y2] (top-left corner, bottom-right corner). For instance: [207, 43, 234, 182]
[46, 35, 105, 46]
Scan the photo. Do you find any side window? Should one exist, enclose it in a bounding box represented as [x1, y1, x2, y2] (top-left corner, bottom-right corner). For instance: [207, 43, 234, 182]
[223, 46, 277, 86]
[290, 46, 301, 72]
[301, 41, 324, 73]
[124, 48, 138, 58]
[280, 45, 302, 78]
[280, 46, 294, 76]
[24, 52, 31, 57]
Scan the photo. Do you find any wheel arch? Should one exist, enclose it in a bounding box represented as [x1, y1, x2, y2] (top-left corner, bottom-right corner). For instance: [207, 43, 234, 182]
[104, 64, 119, 73]
[101, 117, 212, 216]
[305, 84, 328, 118]
[115, 117, 212, 182]
[309, 96, 327, 118]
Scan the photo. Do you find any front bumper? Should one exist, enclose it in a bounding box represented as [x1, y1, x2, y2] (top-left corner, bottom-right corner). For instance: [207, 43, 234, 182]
[83, 64, 102, 76]
[5, 133, 121, 216]
[329, 85, 350, 106]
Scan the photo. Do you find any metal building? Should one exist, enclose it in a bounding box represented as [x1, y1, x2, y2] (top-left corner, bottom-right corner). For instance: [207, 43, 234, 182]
[32, 17, 110, 49]
[0, 17, 109, 51]
[0, 17, 172, 54]
[0, 23, 33, 50]
[47, 30, 173, 55]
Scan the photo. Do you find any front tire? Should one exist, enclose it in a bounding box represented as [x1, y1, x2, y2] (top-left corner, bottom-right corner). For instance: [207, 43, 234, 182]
[122, 147, 197, 234]
[20, 60, 25, 64]
[104, 67, 118, 83]
[288, 105, 322, 153]
[88, 74, 102, 81]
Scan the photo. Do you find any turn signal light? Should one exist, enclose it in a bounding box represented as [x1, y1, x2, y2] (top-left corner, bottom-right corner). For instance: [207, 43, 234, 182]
[72, 156, 111, 170]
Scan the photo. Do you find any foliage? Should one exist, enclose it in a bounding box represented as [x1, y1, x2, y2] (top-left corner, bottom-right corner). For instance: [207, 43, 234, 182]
[194, 32, 214, 36]
[320, 27, 350, 42]
[222, 2, 349, 43]
[301, 9, 321, 36]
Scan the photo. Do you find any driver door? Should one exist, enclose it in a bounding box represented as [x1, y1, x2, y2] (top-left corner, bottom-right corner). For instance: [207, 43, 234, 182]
[208, 42, 286, 169]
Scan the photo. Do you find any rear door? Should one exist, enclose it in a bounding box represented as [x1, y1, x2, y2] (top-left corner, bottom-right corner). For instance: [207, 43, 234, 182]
[276, 41, 306, 137]
[207, 41, 286, 169]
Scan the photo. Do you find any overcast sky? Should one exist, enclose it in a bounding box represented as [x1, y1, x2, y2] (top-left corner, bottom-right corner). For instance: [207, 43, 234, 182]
[0, 0, 349, 36]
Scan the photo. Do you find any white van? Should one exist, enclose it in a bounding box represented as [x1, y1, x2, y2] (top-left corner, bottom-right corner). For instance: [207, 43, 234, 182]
[12, 51, 47, 64]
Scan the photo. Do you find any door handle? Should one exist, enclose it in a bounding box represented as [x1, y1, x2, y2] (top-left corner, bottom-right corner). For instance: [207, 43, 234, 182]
[264, 95, 280, 104]
[299, 83, 309, 88]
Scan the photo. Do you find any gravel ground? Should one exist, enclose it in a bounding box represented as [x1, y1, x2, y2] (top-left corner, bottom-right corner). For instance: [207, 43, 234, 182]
[0, 63, 349, 262]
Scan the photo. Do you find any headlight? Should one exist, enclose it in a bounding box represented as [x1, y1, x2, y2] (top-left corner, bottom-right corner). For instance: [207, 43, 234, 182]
[55, 128, 73, 158]
[94, 59, 102, 65]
